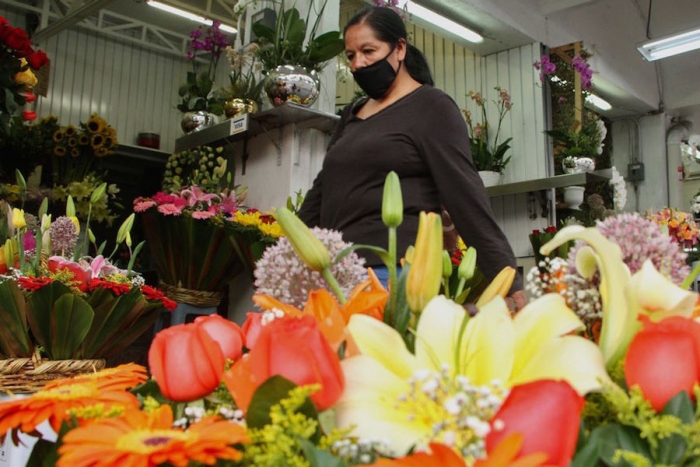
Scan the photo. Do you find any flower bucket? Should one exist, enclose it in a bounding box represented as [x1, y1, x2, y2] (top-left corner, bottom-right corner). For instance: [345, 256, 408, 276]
[140, 210, 245, 295]
[478, 170, 502, 187]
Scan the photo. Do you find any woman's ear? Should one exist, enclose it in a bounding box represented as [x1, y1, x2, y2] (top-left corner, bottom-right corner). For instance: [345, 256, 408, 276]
[396, 38, 408, 61]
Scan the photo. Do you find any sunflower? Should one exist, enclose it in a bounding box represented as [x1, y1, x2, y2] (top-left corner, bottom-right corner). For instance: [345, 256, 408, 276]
[71, 148, 80, 158]
[68, 137, 78, 148]
[0, 381, 140, 434]
[54, 146, 67, 156]
[85, 113, 105, 133]
[103, 136, 113, 148]
[53, 130, 65, 142]
[64, 125, 77, 137]
[44, 363, 148, 392]
[91, 134, 104, 149]
[79, 134, 90, 145]
[95, 147, 109, 157]
[57, 405, 249, 467]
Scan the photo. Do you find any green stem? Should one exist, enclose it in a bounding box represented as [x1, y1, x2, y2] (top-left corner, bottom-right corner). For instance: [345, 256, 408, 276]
[321, 267, 346, 305]
[682, 260, 700, 290]
[443, 278, 451, 300]
[387, 226, 398, 324]
[455, 277, 467, 299]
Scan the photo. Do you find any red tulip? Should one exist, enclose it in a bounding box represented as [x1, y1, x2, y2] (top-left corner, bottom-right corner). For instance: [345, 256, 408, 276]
[485, 380, 584, 467]
[22, 110, 37, 121]
[241, 311, 264, 349]
[194, 314, 245, 361]
[226, 315, 344, 411]
[625, 315, 700, 412]
[148, 322, 225, 402]
[24, 92, 35, 103]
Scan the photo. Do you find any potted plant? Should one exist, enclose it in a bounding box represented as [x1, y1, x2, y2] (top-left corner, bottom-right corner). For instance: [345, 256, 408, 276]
[463, 86, 514, 186]
[177, 21, 230, 133]
[251, 0, 345, 107]
[222, 44, 265, 118]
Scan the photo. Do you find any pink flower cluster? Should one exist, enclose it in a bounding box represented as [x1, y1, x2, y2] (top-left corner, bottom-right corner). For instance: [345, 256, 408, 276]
[571, 56, 593, 90]
[187, 21, 229, 60]
[133, 186, 240, 221]
[533, 55, 556, 82]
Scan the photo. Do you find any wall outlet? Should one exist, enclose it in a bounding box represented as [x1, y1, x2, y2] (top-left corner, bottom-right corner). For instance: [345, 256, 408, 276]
[627, 162, 645, 182]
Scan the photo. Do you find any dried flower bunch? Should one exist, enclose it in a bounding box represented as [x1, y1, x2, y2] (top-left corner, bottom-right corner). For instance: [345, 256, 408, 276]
[462, 86, 513, 174]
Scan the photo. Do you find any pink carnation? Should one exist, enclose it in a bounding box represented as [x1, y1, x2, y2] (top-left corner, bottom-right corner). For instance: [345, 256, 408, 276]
[133, 200, 157, 212]
[158, 203, 184, 216]
[192, 210, 216, 220]
[152, 192, 186, 207]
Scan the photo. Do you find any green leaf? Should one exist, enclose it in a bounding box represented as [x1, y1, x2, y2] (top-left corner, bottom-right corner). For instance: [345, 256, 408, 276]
[0, 280, 32, 357]
[298, 438, 346, 467]
[336, 244, 390, 266]
[50, 293, 94, 359]
[661, 390, 694, 423]
[26, 438, 59, 467]
[26, 281, 74, 352]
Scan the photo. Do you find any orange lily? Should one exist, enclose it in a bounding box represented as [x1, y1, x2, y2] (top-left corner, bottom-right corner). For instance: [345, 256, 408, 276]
[474, 434, 553, 467]
[343, 268, 388, 323]
[357, 443, 466, 467]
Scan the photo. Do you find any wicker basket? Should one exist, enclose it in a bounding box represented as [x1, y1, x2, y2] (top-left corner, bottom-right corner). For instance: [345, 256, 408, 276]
[158, 281, 223, 308]
[0, 351, 106, 394]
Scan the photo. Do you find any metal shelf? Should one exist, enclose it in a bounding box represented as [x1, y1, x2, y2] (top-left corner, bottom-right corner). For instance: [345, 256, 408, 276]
[486, 170, 612, 197]
[114, 143, 170, 163]
[174, 103, 340, 153]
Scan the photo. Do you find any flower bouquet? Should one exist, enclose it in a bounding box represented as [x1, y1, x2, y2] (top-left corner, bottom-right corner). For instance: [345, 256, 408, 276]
[6, 172, 700, 466]
[0, 189, 175, 393]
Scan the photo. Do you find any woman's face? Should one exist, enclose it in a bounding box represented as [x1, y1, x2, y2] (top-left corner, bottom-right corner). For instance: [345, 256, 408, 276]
[344, 23, 404, 73]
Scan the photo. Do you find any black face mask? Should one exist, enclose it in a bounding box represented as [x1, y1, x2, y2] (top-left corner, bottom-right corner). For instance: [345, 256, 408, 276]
[351, 48, 401, 99]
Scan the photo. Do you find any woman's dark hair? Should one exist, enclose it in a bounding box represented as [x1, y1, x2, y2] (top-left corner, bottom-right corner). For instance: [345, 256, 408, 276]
[344, 6, 434, 86]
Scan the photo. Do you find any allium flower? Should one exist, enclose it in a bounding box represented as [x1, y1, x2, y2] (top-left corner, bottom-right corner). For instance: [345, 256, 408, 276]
[254, 227, 367, 308]
[49, 215, 78, 255]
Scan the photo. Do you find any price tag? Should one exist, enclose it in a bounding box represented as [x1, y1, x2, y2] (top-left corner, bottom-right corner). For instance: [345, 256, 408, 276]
[230, 115, 249, 135]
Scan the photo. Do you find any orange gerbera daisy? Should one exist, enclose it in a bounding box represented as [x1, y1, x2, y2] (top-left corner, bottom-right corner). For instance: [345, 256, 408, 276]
[0, 381, 139, 434]
[57, 405, 249, 467]
[44, 363, 148, 392]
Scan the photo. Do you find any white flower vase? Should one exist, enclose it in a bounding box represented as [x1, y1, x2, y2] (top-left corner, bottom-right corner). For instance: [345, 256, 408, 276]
[478, 171, 502, 187]
[563, 186, 586, 210]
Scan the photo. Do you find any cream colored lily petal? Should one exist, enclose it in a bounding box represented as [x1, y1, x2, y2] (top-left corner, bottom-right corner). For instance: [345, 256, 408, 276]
[511, 294, 585, 377]
[575, 245, 598, 279]
[346, 314, 419, 380]
[541, 225, 634, 367]
[461, 297, 514, 384]
[509, 335, 611, 395]
[415, 295, 469, 371]
[631, 259, 697, 321]
[335, 355, 429, 456]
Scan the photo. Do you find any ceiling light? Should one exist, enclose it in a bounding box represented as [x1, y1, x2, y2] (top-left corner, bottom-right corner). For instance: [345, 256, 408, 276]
[147, 1, 237, 34]
[637, 26, 700, 61]
[398, 1, 483, 44]
[585, 94, 612, 111]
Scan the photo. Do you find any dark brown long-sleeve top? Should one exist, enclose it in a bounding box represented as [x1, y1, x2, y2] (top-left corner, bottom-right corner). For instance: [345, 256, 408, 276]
[298, 85, 523, 292]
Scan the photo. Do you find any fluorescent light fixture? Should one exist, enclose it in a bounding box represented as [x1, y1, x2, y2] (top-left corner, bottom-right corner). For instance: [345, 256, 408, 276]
[637, 26, 700, 61]
[398, 1, 483, 44]
[585, 93, 612, 111]
[147, 0, 237, 34]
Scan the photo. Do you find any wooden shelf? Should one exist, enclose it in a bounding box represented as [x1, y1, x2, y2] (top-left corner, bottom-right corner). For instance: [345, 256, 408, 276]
[486, 170, 612, 197]
[174, 103, 340, 153]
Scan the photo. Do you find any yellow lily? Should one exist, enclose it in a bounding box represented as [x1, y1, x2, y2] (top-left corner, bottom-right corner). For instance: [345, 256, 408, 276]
[406, 212, 443, 313]
[540, 225, 697, 368]
[335, 294, 608, 455]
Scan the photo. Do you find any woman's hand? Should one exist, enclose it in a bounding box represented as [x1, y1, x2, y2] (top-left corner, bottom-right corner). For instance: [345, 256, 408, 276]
[506, 290, 527, 312]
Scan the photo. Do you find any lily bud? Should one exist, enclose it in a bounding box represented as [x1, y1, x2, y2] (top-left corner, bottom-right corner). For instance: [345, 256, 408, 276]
[117, 213, 135, 244]
[12, 208, 26, 230]
[275, 207, 330, 272]
[381, 171, 403, 228]
[15, 170, 26, 192]
[90, 182, 107, 205]
[41, 214, 51, 233]
[458, 247, 477, 281]
[66, 196, 76, 217]
[442, 250, 452, 279]
[4, 239, 15, 269]
[69, 216, 80, 234]
[88, 228, 96, 244]
[406, 212, 443, 313]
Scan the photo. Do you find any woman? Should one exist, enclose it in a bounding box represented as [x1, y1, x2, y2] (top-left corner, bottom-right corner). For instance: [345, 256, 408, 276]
[298, 6, 526, 309]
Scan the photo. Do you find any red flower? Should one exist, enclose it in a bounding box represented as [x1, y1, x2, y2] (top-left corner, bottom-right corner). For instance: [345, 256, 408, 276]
[26, 50, 48, 70]
[17, 276, 53, 291]
[24, 92, 35, 103]
[142, 285, 177, 310]
[22, 111, 37, 121]
[485, 380, 584, 467]
[4, 26, 31, 54]
[241, 312, 264, 349]
[148, 322, 225, 402]
[625, 315, 700, 412]
[195, 314, 245, 361]
[224, 315, 344, 412]
[47, 257, 91, 292]
[87, 278, 131, 295]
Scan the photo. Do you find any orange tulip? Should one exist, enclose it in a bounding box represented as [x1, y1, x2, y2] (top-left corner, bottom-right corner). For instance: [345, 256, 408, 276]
[194, 314, 245, 361]
[485, 380, 583, 467]
[625, 315, 700, 412]
[225, 315, 344, 412]
[148, 322, 225, 402]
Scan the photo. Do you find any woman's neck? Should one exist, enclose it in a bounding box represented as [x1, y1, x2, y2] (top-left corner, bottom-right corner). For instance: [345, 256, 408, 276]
[357, 70, 422, 118]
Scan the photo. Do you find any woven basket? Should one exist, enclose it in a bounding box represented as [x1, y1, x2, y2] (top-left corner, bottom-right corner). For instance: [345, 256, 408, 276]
[0, 351, 106, 394]
[159, 281, 223, 308]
